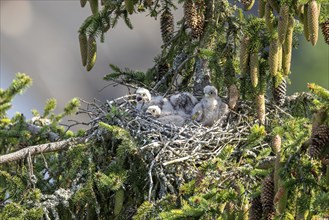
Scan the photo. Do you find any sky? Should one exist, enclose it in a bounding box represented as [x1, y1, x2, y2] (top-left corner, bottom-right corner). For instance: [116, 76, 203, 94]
[0, 0, 328, 122]
[0, 0, 166, 121]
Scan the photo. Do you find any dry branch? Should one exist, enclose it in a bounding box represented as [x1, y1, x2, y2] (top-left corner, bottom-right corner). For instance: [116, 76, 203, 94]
[0, 137, 84, 164]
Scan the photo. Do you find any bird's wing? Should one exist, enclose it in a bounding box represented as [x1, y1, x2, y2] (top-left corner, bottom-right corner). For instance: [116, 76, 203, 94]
[191, 102, 204, 121]
[158, 115, 185, 127]
[218, 101, 229, 116]
[161, 98, 175, 115]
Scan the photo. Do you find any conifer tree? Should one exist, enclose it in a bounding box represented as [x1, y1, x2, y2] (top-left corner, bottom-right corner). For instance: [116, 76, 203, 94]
[1, 0, 329, 219]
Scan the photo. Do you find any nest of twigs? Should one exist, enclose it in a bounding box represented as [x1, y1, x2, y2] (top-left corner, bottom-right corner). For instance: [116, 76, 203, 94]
[78, 92, 312, 200]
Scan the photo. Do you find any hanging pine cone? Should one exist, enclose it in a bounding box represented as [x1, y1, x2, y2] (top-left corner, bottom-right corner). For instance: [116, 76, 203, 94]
[250, 51, 259, 88]
[160, 10, 174, 44]
[80, 0, 88, 7]
[320, 19, 329, 45]
[269, 39, 279, 76]
[241, 0, 255, 11]
[228, 84, 239, 110]
[308, 0, 319, 46]
[265, 2, 275, 32]
[184, 0, 204, 38]
[303, 4, 310, 41]
[273, 77, 286, 107]
[272, 134, 281, 153]
[267, 0, 279, 12]
[277, 44, 282, 72]
[261, 174, 275, 220]
[79, 33, 88, 67]
[87, 35, 97, 71]
[89, 0, 99, 15]
[257, 94, 265, 125]
[240, 36, 250, 75]
[157, 62, 169, 81]
[249, 195, 263, 220]
[277, 4, 289, 45]
[184, 0, 197, 29]
[283, 16, 294, 76]
[258, 0, 265, 18]
[308, 124, 329, 158]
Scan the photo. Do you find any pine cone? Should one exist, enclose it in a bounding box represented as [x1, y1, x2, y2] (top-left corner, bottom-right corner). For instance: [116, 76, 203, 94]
[308, 124, 329, 158]
[228, 84, 239, 110]
[79, 33, 88, 67]
[283, 16, 294, 76]
[320, 19, 329, 45]
[277, 44, 282, 72]
[87, 35, 97, 71]
[308, 0, 319, 46]
[160, 10, 174, 44]
[267, 0, 279, 12]
[250, 51, 259, 88]
[240, 36, 250, 75]
[184, 0, 204, 38]
[258, 0, 265, 18]
[272, 134, 281, 153]
[269, 39, 279, 76]
[242, 0, 255, 11]
[278, 4, 289, 44]
[257, 94, 265, 125]
[265, 2, 275, 32]
[273, 77, 286, 107]
[261, 174, 275, 220]
[157, 62, 169, 80]
[80, 0, 88, 7]
[249, 195, 263, 220]
[89, 0, 99, 15]
[303, 4, 310, 41]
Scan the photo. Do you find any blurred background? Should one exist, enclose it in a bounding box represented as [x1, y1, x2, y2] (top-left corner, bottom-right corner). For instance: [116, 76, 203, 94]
[0, 1, 328, 121]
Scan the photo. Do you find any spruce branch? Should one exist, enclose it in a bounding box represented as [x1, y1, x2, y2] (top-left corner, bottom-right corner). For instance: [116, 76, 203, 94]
[153, 51, 198, 92]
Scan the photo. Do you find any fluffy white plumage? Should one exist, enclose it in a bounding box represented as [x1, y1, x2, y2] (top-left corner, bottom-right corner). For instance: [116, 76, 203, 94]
[192, 85, 229, 126]
[146, 105, 186, 127]
[135, 88, 152, 111]
[135, 88, 174, 114]
[169, 92, 198, 118]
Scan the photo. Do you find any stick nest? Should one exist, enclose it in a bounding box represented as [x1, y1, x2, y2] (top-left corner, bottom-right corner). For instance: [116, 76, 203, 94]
[79, 92, 312, 200]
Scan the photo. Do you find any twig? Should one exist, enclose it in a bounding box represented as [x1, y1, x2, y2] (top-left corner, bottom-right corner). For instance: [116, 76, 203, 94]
[163, 156, 191, 166]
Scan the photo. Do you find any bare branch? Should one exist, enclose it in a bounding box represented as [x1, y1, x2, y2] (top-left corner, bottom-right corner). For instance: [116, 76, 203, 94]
[0, 138, 84, 164]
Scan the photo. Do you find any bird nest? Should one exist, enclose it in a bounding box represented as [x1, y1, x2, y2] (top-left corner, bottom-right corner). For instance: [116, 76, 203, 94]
[79, 93, 307, 200]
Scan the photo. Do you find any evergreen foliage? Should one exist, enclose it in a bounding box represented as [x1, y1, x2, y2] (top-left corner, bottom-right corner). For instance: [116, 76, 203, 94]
[1, 0, 329, 219]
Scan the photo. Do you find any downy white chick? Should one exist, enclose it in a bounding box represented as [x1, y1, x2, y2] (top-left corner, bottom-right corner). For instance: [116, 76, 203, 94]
[191, 85, 229, 126]
[135, 87, 174, 115]
[146, 105, 186, 127]
[169, 92, 198, 118]
[135, 87, 152, 111]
